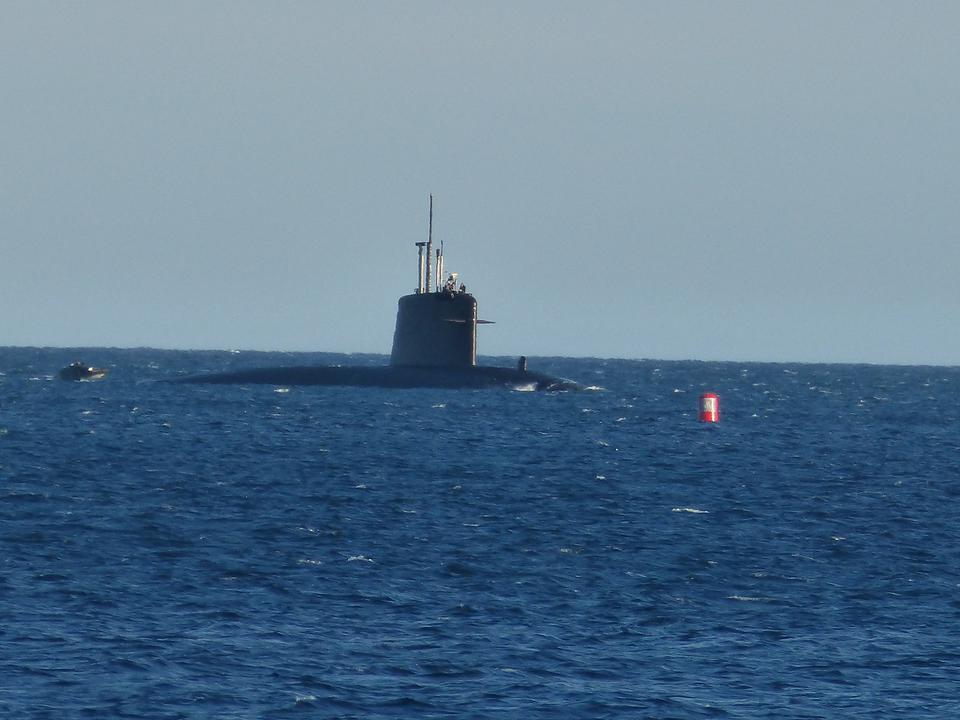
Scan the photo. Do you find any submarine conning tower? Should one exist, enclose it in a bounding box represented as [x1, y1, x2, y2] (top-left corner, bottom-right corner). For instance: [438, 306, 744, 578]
[390, 292, 477, 368]
[390, 196, 480, 368]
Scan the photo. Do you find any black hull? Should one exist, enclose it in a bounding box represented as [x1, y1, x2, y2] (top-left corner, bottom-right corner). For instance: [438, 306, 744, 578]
[177, 365, 581, 391]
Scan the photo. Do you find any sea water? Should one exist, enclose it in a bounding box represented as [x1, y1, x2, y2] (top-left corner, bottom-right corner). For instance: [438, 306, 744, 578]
[2, 347, 959, 718]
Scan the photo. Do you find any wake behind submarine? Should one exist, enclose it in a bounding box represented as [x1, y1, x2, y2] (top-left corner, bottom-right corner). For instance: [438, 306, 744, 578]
[179, 199, 582, 391]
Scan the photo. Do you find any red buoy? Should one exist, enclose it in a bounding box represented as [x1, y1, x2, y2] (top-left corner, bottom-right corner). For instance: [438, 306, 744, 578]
[699, 393, 719, 422]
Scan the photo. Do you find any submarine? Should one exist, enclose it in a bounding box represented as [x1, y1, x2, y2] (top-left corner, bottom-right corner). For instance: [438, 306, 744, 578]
[179, 198, 581, 391]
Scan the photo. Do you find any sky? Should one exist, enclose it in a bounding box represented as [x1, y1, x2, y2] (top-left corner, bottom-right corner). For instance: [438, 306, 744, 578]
[2, 1, 958, 365]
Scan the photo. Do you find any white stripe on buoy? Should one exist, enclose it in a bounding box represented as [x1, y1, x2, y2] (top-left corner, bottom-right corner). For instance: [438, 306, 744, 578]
[699, 392, 719, 422]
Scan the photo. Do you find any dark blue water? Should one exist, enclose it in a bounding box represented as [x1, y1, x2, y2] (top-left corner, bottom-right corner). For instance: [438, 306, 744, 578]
[3, 347, 959, 718]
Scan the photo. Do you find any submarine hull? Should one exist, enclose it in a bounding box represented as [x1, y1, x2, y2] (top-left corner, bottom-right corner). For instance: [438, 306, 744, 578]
[177, 365, 581, 391]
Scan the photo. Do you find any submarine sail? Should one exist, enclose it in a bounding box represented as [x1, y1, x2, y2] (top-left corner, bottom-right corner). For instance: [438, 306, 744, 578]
[390, 292, 477, 367]
[391, 194, 479, 368]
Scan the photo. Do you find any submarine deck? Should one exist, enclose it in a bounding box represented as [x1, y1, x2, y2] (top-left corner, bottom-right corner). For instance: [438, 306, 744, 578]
[176, 364, 581, 391]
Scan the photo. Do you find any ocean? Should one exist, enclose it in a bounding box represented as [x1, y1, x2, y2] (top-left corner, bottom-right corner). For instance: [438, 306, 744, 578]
[2, 347, 959, 719]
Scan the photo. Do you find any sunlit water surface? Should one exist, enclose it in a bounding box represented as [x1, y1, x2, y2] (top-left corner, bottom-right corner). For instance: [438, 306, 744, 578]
[2, 348, 959, 718]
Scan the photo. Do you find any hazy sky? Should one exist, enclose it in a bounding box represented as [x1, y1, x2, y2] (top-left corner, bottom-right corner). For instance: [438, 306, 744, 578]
[3, 2, 958, 364]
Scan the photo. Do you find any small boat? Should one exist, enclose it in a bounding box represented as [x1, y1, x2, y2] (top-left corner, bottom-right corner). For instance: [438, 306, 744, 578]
[59, 362, 108, 381]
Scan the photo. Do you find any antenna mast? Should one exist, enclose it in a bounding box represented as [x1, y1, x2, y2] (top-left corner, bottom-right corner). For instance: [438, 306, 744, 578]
[425, 195, 433, 294]
[439, 238, 445, 292]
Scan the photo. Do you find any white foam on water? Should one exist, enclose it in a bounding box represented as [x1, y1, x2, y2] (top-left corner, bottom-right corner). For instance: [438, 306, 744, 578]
[347, 555, 374, 563]
[672, 507, 709, 514]
[511, 382, 537, 392]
